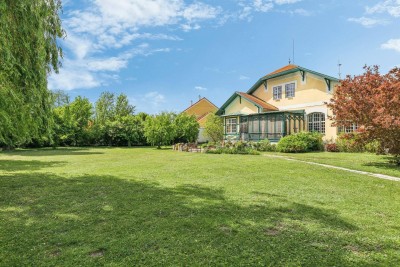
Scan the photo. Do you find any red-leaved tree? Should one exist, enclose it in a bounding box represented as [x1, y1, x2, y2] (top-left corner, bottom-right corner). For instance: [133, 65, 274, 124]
[328, 66, 400, 163]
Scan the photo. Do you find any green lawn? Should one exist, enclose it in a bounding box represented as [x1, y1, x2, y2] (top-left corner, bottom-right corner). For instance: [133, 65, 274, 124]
[1, 147, 400, 266]
[266, 151, 400, 178]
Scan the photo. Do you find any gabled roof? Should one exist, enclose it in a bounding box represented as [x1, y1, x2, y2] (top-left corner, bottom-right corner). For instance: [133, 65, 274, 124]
[182, 97, 218, 114]
[216, 91, 278, 115]
[237, 92, 278, 111]
[247, 64, 339, 94]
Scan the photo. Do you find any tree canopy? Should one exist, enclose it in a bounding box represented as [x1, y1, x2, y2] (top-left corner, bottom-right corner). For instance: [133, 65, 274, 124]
[0, 0, 65, 148]
[204, 113, 224, 143]
[328, 66, 400, 162]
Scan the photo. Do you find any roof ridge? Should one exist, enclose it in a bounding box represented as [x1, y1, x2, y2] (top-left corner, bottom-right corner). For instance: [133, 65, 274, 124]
[181, 97, 218, 113]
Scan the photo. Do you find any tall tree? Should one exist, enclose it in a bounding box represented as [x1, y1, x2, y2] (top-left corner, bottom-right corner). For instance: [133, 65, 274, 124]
[328, 66, 400, 163]
[95, 92, 115, 126]
[174, 113, 199, 143]
[204, 113, 224, 143]
[0, 0, 65, 149]
[70, 96, 93, 146]
[115, 94, 135, 118]
[144, 112, 177, 149]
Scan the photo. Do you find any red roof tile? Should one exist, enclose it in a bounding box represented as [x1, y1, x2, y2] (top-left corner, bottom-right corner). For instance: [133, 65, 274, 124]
[266, 64, 298, 76]
[237, 92, 278, 111]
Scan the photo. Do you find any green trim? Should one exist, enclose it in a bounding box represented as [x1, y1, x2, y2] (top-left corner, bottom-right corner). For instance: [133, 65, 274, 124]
[216, 92, 266, 116]
[247, 66, 339, 94]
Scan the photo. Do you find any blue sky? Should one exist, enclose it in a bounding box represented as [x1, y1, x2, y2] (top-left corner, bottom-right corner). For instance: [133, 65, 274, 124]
[48, 0, 400, 114]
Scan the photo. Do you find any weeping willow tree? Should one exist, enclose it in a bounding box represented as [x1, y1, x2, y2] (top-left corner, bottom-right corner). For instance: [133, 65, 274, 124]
[0, 0, 65, 149]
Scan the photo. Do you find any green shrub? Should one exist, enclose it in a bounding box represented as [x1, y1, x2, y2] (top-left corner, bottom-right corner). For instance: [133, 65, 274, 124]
[365, 140, 380, 153]
[253, 139, 276, 152]
[336, 132, 382, 153]
[277, 132, 323, 153]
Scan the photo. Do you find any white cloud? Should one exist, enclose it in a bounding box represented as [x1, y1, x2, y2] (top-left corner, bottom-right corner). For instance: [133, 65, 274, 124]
[348, 17, 389, 27]
[144, 91, 166, 106]
[50, 0, 222, 91]
[87, 57, 128, 72]
[366, 0, 400, 17]
[181, 23, 201, 31]
[274, 0, 301, 5]
[291, 8, 312, 16]
[48, 67, 100, 91]
[253, 0, 274, 12]
[239, 75, 250, 80]
[195, 86, 208, 91]
[381, 38, 400, 52]
[237, 0, 302, 21]
[181, 2, 221, 21]
[49, 44, 170, 91]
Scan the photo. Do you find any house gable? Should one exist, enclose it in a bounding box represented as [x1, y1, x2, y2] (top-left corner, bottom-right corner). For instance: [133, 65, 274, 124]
[216, 92, 278, 116]
[249, 65, 339, 111]
[183, 97, 218, 120]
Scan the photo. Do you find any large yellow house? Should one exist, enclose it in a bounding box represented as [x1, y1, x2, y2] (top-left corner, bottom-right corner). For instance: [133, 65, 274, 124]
[183, 97, 218, 142]
[216, 64, 340, 142]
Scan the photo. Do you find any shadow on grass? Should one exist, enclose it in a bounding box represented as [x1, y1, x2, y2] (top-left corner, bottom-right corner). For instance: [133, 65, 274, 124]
[0, 173, 397, 266]
[0, 160, 65, 172]
[0, 147, 104, 157]
[363, 156, 400, 172]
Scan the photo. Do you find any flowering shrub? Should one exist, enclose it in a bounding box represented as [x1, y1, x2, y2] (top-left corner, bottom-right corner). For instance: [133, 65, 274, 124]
[325, 143, 339, 152]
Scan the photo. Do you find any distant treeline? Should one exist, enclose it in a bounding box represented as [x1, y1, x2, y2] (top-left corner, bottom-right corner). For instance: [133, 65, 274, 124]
[23, 90, 200, 149]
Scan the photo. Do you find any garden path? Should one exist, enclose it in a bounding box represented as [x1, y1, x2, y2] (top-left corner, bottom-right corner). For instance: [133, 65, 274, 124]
[264, 154, 400, 182]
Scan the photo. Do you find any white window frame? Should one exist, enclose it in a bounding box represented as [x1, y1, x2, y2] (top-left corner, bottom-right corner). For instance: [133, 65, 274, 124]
[308, 112, 326, 134]
[273, 86, 282, 100]
[338, 123, 359, 133]
[272, 80, 297, 100]
[285, 82, 296, 98]
[226, 118, 238, 134]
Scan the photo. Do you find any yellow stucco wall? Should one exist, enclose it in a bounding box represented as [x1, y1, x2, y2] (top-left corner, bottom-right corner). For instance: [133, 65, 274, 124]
[184, 98, 218, 119]
[224, 96, 259, 115]
[197, 113, 211, 127]
[250, 72, 339, 140]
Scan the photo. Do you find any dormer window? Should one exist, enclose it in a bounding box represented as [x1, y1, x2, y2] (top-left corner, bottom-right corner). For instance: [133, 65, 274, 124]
[273, 86, 282, 100]
[285, 82, 295, 98]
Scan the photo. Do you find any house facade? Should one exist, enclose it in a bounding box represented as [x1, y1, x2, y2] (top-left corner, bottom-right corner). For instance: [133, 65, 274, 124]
[182, 97, 218, 143]
[216, 64, 340, 142]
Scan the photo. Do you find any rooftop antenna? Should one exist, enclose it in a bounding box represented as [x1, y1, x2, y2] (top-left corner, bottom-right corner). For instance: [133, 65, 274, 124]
[338, 60, 342, 79]
[288, 58, 291, 64]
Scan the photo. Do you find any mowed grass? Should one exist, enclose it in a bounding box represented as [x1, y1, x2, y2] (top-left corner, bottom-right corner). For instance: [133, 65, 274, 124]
[0, 148, 400, 266]
[267, 151, 400, 178]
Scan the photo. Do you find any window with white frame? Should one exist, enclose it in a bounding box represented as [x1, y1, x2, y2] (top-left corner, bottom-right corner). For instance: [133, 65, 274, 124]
[226, 118, 237, 134]
[338, 123, 358, 133]
[308, 112, 325, 134]
[285, 82, 295, 98]
[273, 86, 282, 100]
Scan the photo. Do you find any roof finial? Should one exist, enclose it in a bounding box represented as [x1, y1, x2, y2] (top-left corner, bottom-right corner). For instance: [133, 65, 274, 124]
[289, 58, 291, 64]
[338, 60, 342, 79]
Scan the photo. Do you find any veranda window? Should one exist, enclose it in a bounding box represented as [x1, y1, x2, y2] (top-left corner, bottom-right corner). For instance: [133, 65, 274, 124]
[308, 112, 325, 134]
[226, 118, 238, 134]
